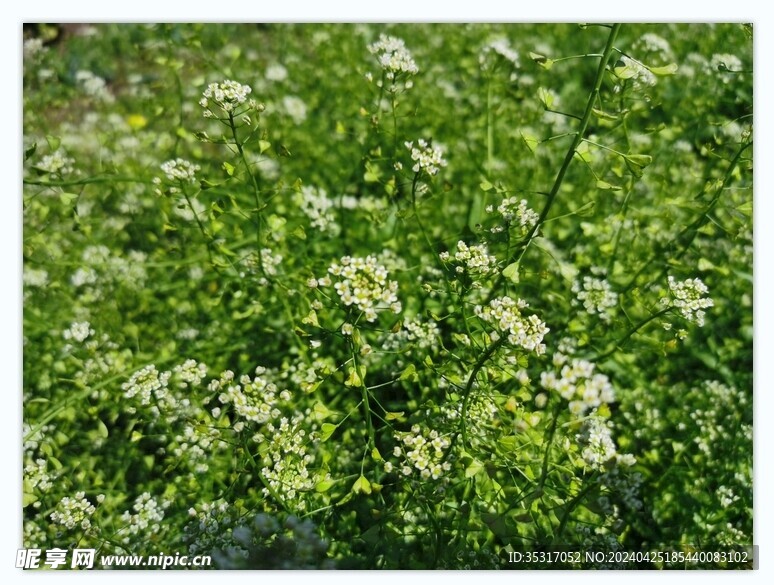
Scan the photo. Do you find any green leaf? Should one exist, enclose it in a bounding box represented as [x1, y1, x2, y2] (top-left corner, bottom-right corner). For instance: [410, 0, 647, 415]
[23, 492, 39, 508]
[258, 140, 272, 154]
[315, 479, 335, 493]
[385, 411, 405, 421]
[400, 363, 418, 381]
[613, 60, 637, 79]
[25, 142, 37, 161]
[575, 201, 596, 216]
[320, 423, 337, 442]
[352, 475, 372, 495]
[371, 447, 383, 462]
[345, 367, 362, 387]
[537, 87, 554, 109]
[222, 161, 236, 176]
[624, 154, 652, 178]
[528, 52, 554, 70]
[59, 192, 79, 206]
[502, 262, 520, 284]
[45, 135, 61, 152]
[592, 108, 619, 121]
[649, 63, 678, 75]
[465, 459, 485, 479]
[480, 179, 493, 192]
[292, 225, 307, 240]
[520, 132, 540, 155]
[596, 180, 622, 191]
[96, 419, 109, 439]
[301, 310, 319, 328]
[313, 402, 335, 421]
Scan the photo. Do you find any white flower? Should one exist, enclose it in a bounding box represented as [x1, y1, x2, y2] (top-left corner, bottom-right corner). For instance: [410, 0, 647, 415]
[160, 158, 200, 184]
[63, 321, 94, 343]
[405, 139, 447, 176]
[572, 274, 618, 321]
[475, 296, 549, 355]
[442, 240, 497, 276]
[320, 255, 401, 322]
[200, 79, 253, 114]
[368, 34, 419, 76]
[665, 276, 714, 326]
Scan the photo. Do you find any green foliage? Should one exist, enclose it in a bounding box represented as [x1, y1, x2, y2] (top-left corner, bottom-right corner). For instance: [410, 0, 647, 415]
[22, 23, 752, 569]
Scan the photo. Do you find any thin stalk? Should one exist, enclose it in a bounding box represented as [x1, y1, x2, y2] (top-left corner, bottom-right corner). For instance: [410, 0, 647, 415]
[489, 24, 622, 299]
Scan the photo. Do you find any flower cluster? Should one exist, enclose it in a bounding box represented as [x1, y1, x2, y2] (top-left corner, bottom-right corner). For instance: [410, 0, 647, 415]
[382, 316, 441, 352]
[440, 240, 498, 276]
[172, 423, 225, 474]
[405, 139, 447, 176]
[572, 273, 618, 321]
[118, 493, 167, 545]
[122, 364, 172, 409]
[487, 197, 539, 235]
[184, 501, 238, 557]
[540, 354, 615, 416]
[258, 414, 322, 511]
[368, 34, 419, 76]
[318, 255, 401, 322]
[159, 158, 200, 184]
[576, 417, 635, 471]
[200, 79, 253, 115]
[295, 185, 336, 232]
[474, 296, 549, 354]
[618, 55, 657, 88]
[24, 458, 55, 492]
[209, 367, 289, 426]
[388, 425, 452, 480]
[173, 359, 208, 388]
[37, 149, 75, 176]
[664, 275, 714, 326]
[480, 37, 521, 69]
[75, 70, 113, 102]
[63, 320, 94, 343]
[50, 492, 99, 531]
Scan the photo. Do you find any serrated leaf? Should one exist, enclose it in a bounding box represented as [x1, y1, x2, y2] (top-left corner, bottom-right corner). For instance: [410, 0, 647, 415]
[320, 423, 337, 442]
[649, 63, 678, 75]
[502, 262, 520, 284]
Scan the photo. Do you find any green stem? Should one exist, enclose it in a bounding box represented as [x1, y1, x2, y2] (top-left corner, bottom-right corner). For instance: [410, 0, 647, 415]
[592, 307, 671, 361]
[489, 24, 622, 298]
[454, 336, 506, 450]
[538, 401, 562, 492]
